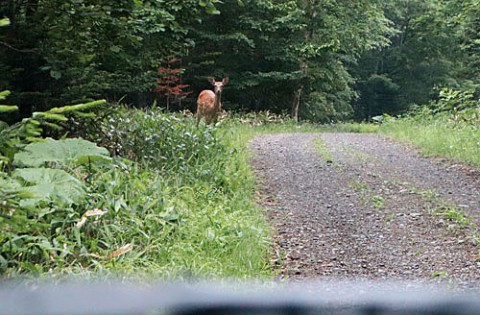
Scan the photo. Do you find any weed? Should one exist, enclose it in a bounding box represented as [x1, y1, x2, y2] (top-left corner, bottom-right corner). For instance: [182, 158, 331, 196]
[436, 203, 472, 229]
[408, 187, 439, 203]
[419, 189, 438, 202]
[352, 180, 370, 193]
[371, 195, 386, 210]
[314, 138, 334, 163]
[384, 214, 395, 222]
[432, 270, 448, 279]
[407, 186, 473, 232]
[351, 180, 371, 206]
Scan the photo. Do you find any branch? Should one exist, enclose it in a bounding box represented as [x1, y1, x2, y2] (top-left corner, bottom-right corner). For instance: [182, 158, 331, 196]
[0, 41, 37, 53]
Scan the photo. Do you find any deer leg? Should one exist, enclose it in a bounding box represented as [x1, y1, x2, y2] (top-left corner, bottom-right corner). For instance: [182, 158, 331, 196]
[196, 113, 201, 127]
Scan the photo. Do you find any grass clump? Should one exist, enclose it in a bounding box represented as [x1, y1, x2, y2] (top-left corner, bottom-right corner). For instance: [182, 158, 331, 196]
[436, 203, 472, 230]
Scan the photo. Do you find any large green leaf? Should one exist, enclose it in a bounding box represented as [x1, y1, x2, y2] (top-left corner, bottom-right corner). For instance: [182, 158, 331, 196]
[13, 168, 86, 207]
[0, 174, 36, 204]
[0, 18, 10, 27]
[14, 138, 111, 168]
[0, 90, 10, 100]
[0, 105, 18, 113]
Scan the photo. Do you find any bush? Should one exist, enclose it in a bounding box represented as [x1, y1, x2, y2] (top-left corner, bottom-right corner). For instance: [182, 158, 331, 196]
[228, 110, 293, 126]
[111, 110, 224, 171]
[406, 88, 480, 127]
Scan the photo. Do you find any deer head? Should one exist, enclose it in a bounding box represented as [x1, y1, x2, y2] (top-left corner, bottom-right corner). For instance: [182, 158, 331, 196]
[208, 77, 229, 96]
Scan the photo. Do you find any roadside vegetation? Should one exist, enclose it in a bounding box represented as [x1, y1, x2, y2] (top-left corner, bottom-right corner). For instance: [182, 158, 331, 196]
[379, 88, 480, 168]
[0, 92, 388, 280]
[1, 103, 276, 279]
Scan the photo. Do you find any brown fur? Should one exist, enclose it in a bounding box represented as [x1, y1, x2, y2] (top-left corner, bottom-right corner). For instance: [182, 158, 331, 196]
[196, 77, 228, 126]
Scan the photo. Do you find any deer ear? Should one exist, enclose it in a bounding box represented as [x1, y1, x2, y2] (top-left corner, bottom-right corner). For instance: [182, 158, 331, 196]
[208, 77, 216, 85]
[222, 77, 229, 85]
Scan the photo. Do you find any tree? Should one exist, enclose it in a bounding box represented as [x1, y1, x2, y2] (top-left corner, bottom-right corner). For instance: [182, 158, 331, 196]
[186, 0, 392, 122]
[0, 0, 203, 114]
[353, 0, 474, 120]
[289, 0, 392, 122]
[451, 0, 480, 85]
[154, 58, 192, 110]
[9, 0, 474, 123]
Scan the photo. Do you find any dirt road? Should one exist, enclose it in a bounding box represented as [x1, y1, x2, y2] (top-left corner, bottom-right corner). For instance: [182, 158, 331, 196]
[250, 133, 480, 288]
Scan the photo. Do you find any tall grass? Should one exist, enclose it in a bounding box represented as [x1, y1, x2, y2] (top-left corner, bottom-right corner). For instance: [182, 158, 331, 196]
[94, 111, 277, 279]
[378, 88, 480, 167]
[380, 116, 480, 168]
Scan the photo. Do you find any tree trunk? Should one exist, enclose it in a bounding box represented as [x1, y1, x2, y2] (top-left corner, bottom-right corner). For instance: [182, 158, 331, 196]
[291, 1, 316, 122]
[26, 0, 39, 18]
[291, 84, 303, 122]
[7, 0, 16, 24]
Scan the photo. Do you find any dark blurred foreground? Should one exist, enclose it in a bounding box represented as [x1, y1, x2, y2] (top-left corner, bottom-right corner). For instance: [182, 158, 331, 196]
[1, 280, 479, 315]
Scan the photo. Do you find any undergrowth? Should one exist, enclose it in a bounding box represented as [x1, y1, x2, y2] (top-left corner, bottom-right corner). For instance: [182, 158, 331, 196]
[1, 106, 272, 280]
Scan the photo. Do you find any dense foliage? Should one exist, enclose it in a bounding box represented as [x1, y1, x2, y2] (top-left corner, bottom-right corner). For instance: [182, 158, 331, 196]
[1, 104, 272, 278]
[4, 0, 478, 122]
[354, 0, 480, 120]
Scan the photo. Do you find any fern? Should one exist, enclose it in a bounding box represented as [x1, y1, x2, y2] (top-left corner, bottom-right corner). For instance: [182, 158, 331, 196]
[47, 100, 106, 114]
[0, 90, 10, 100]
[32, 112, 69, 121]
[0, 96, 106, 169]
[0, 17, 9, 27]
[0, 91, 18, 114]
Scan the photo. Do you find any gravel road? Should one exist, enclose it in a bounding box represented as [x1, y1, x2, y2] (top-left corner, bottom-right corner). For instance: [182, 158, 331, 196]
[250, 133, 480, 289]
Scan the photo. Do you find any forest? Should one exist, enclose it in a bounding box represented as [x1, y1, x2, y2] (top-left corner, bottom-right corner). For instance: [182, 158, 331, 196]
[1, 0, 479, 122]
[1, 0, 480, 279]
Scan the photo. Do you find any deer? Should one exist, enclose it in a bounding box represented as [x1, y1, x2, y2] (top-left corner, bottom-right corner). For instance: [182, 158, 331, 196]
[196, 77, 229, 126]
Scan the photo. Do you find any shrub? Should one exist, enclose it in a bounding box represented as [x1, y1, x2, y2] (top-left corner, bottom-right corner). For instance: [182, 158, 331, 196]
[228, 110, 293, 126]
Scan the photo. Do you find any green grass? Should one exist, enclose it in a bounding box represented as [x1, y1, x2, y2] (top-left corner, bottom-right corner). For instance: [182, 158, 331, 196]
[436, 203, 472, 229]
[327, 122, 379, 134]
[380, 118, 480, 167]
